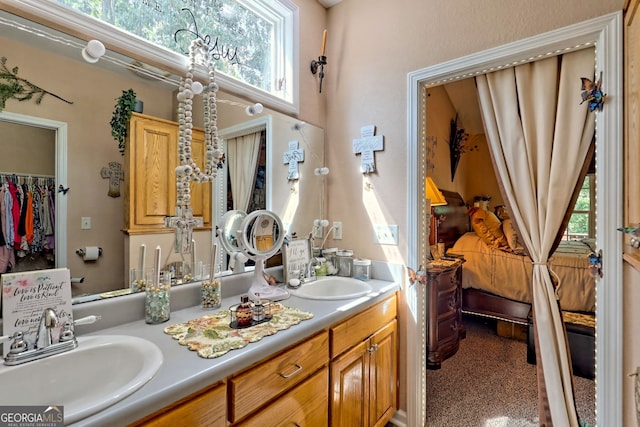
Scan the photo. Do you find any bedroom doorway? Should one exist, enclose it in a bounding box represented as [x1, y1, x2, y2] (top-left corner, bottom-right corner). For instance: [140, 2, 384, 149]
[405, 12, 622, 427]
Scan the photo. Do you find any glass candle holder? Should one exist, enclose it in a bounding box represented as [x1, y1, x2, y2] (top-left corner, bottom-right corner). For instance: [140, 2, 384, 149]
[130, 267, 153, 293]
[145, 271, 171, 324]
[201, 264, 222, 309]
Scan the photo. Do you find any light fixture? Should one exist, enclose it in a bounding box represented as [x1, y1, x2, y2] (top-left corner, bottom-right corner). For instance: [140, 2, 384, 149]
[245, 102, 263, 116]
[314, 167, 330, 176]
[310, 29, 327, 93]
[81, 39, 105, 63]
[425, 177, 447, 206]
[292, 121, 306, 131]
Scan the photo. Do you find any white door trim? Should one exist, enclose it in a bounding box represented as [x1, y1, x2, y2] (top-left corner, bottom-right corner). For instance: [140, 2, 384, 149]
[406, 11, 622, 427]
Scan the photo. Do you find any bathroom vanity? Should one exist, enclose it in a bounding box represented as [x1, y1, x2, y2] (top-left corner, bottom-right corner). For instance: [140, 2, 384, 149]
[68, 268, 400, 426]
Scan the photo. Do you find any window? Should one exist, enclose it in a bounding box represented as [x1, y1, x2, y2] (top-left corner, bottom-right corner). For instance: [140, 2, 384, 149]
[55, 0, 295, 103]
[563, 174, 596, 240]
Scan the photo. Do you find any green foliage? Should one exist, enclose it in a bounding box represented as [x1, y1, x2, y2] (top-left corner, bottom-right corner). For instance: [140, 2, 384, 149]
[0, 56, 73, 111]
[57, 0, 272, 90]
[109, 89, 137, 156]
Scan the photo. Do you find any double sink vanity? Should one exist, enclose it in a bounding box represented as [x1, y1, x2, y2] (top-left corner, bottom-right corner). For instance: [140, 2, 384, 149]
[1, 264, 400, 426]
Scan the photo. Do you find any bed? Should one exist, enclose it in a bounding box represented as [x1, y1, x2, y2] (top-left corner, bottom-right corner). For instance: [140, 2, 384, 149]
[433, 190, 596, 326]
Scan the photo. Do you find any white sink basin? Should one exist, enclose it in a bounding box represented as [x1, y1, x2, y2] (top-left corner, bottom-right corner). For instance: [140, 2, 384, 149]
[289, 276, 373, 300]
[0, 334, 163, 424]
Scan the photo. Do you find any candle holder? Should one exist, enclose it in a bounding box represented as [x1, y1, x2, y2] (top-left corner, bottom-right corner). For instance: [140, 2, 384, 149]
[145, 271, 171, 324]
[310, 55, 327, 93]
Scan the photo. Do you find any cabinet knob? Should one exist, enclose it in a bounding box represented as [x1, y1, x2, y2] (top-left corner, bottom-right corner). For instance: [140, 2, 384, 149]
[367, 344, 379, 354]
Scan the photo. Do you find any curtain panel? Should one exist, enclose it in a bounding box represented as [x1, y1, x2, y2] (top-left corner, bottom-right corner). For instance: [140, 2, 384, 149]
[476, 47, 596, 426]
[227, 131, 262, 212]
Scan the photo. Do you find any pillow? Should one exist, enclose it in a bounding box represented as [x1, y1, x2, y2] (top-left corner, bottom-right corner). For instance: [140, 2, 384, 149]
[502, 218, 526, 255]
[468, 207, 510, 250]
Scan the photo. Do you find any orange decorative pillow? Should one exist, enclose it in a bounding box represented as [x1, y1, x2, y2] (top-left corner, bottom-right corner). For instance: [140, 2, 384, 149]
[468, 207, 510, 250]
[502, 218, 526, 255]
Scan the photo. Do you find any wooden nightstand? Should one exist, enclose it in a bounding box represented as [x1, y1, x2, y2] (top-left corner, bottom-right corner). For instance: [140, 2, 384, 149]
[425, 259, 465, 369]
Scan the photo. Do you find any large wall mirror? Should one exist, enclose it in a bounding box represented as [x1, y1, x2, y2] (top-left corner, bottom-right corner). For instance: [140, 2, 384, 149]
[0, 8, 325, 303]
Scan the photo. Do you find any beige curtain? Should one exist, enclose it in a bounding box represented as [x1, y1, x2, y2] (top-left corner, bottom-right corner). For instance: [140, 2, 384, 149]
[475, 47, 596, 426]
[227, 131, 262, 211]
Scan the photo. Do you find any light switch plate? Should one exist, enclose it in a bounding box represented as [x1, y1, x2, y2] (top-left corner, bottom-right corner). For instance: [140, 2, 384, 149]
[373, 224, 398, 245]
[81, 217, 91, 230]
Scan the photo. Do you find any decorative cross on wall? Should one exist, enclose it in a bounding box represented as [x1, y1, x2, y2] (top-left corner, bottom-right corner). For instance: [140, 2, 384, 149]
[165, 206, 204, 253]
[353, 125, 384, 174]
[100, 161, 124, 198]
[283, 140, 305, 181]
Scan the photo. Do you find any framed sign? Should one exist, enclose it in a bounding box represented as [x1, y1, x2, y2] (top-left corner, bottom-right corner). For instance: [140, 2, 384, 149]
[282, 238, 311, 283]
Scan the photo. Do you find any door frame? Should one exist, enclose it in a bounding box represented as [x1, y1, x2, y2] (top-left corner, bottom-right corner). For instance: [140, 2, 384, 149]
[405, 12, 622, 427]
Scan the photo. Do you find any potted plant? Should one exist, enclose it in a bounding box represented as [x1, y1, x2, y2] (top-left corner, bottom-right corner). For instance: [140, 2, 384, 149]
[110, 88, 137, 156]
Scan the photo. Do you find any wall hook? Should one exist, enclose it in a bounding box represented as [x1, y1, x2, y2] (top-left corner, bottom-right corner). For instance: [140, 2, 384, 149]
[58, 185, 69, 194]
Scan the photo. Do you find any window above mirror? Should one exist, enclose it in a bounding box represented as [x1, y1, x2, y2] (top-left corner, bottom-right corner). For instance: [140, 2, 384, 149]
[8, 0, 299, 113]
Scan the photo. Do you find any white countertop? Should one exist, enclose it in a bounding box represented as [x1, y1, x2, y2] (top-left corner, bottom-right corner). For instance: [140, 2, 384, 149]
[69, 264, 401, 426]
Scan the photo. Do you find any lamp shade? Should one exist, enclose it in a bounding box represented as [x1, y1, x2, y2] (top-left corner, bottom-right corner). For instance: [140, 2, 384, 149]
[425, 177, 447, 206]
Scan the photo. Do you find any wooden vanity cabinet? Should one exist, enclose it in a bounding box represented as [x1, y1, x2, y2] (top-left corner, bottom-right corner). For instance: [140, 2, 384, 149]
[124, 113, 211, 234]
[329, 294, 398, 427]
[425, 261, 465, 369]
[129, 381, 226, 427]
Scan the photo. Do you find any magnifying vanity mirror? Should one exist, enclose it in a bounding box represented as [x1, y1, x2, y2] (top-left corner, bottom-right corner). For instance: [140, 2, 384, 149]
[0, 8, 325, 304]
[217, 210, 249, 274]
[237, 210, 287, 301]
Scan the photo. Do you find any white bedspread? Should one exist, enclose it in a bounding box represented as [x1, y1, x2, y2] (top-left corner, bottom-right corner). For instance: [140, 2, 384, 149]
[449, 232, 596, 313]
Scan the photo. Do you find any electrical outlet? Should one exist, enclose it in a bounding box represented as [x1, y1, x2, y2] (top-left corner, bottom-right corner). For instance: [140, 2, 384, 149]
[313, 224, 324, 238]
[374, 224, 398, 245]
[81, 217, 92, 230]
[333, 221, 343, 239]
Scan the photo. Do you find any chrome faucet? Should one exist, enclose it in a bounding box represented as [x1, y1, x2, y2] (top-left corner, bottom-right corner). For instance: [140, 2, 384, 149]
[36, 308, 58, 349]
[304, 257, 321, 282]
[3, 308, 78, 366]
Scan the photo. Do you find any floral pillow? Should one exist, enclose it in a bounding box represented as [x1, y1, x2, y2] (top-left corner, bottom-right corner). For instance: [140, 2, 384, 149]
[468, 207, 510, 250]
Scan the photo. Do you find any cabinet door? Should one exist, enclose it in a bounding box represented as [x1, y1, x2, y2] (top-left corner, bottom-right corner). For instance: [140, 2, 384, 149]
[187, 128, 212, 228]
[330, 340, 370, 427]
[126, 114, 177, 230]
[369, 320, 398, 427]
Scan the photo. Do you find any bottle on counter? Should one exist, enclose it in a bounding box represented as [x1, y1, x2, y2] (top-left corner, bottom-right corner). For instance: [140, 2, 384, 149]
[336, 249, 354, 277]
[322, 247, 338, 275]
[252, 293, 265, 322]
[236, 295, 253, 327]
[353, 258, 371, 281]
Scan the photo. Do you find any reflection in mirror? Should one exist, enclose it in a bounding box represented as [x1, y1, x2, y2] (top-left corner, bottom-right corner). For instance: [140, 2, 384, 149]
[0, 9, 325, 304]
[232, 210, 288, 301]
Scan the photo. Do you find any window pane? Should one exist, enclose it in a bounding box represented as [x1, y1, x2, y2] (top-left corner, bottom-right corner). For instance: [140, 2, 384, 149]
[56, 0, 277, 95]
[567, 213, 589, 239]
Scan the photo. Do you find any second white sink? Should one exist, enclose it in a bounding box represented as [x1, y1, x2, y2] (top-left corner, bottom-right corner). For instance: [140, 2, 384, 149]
[0, 334, 163, 424]
[289, 276, 373, 300]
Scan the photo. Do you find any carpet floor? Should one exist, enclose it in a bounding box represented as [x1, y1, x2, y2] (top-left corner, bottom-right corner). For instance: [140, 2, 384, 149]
[425, 315, 596, 427]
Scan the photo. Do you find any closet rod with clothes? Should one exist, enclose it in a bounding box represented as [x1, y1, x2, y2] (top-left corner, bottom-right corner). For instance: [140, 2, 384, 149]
[0, 172, 56, 274]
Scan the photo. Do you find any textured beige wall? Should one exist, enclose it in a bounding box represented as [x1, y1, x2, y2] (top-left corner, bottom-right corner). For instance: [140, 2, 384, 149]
[319, 0, 623, 418]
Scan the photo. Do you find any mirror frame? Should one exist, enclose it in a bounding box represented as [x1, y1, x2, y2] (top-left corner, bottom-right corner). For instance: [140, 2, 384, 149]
[406, 12, 622, 426]
[0, 111, 68, 269]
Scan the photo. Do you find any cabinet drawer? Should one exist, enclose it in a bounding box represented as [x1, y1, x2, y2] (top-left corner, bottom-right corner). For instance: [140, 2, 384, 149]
[235, 368, 329, 427]
[437, 313, 463, 343]
[436, 288, 459, 316]
[132, 382, 226, 427]
[229, 331, 329, 423]
[331, 294, 397, 358]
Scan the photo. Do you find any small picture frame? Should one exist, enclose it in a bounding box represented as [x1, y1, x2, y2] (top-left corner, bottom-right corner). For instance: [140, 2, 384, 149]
[282, 238, 311, 283]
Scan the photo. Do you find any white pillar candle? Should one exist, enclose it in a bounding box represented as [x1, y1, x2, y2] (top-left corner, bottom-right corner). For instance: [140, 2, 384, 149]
[211, 243, 217, 278]
[191, 239, 196, 275]
[139, 243, 146, 273]
[154, 245, 161, 285]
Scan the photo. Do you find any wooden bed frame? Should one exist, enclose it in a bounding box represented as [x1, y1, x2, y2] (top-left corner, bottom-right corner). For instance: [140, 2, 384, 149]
[433, 190, 531, 325]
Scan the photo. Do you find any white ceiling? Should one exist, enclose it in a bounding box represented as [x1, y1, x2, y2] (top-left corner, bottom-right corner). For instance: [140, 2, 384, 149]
[317, 0, 342, 7]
